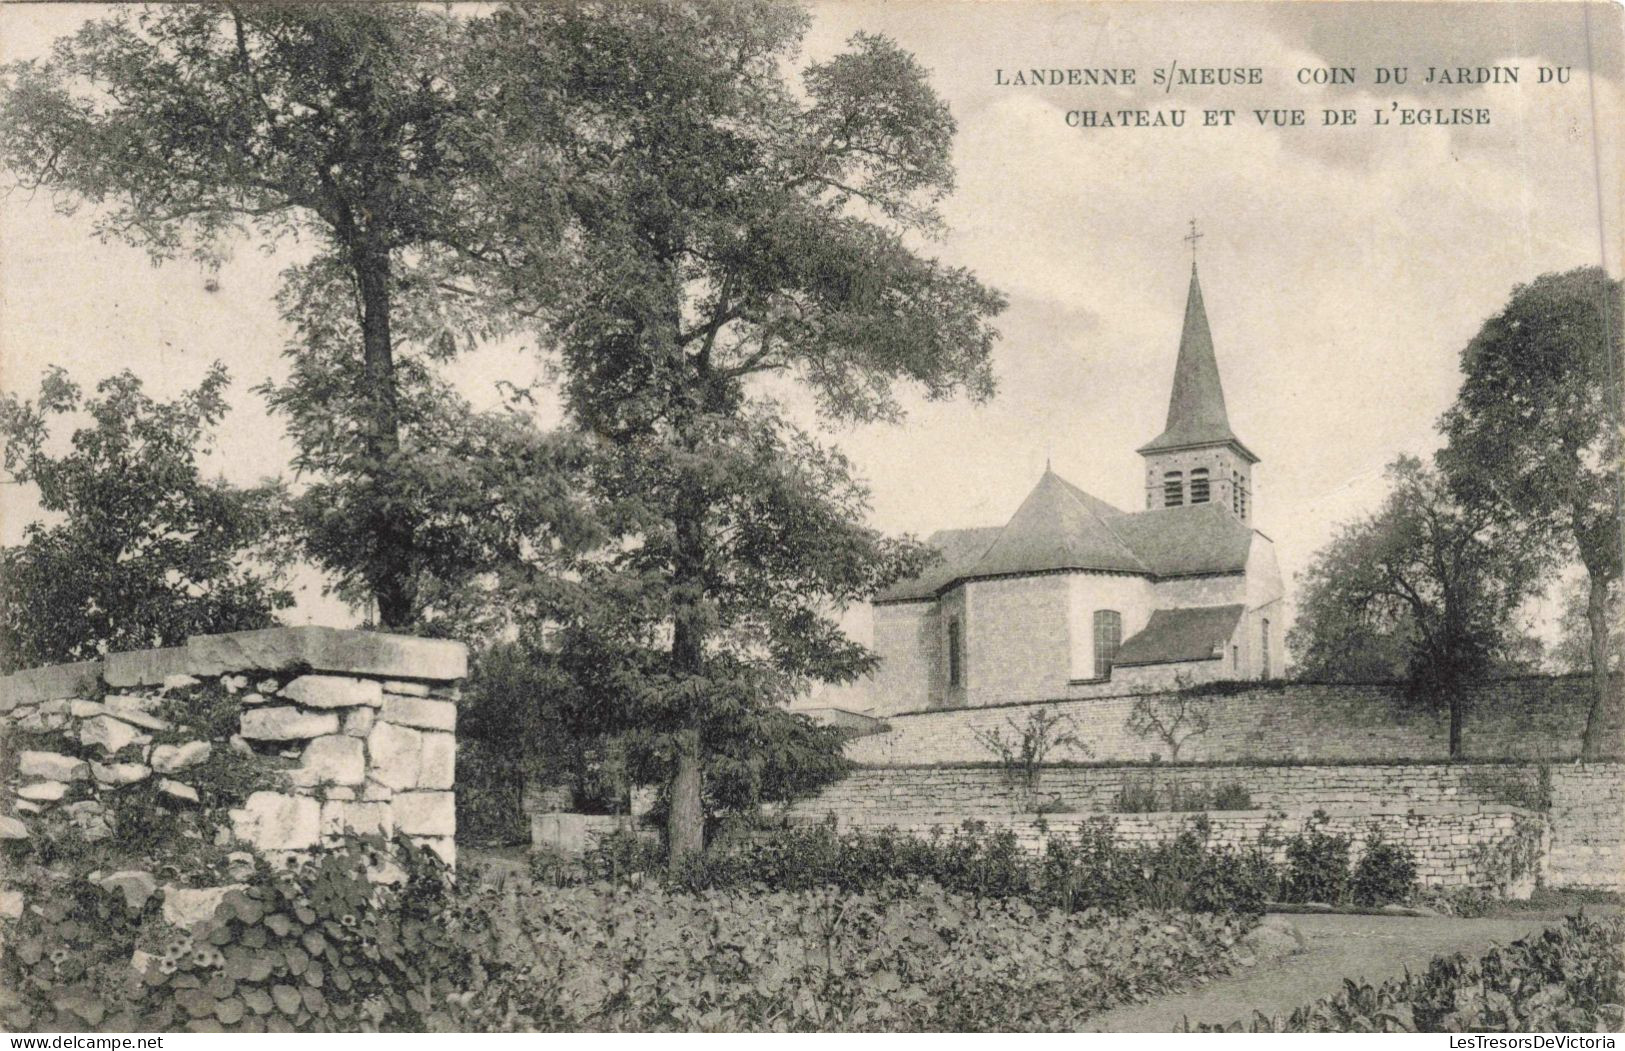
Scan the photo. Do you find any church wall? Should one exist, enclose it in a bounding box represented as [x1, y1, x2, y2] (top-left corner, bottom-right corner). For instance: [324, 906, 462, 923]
[1064, 573, 1158, 682]
[1148, 572, 1246, 608]
[961, 575, 1070, 706]
[869, 602, 941, 717]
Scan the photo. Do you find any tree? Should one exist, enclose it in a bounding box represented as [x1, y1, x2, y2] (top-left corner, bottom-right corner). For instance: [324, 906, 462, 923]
[0, 4, 533, 626]
[1439, 268, 1624, 759]
[482, 0, 1005, 864]
[0, 365, 291, 670]
[1289, 456, 1539, 756]
[1551, 576, 1622, 676]
[1125, 689, 1212, 762]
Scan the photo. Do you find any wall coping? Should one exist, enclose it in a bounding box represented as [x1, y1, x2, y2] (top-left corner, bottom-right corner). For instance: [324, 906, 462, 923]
[799, 802, 1541, 825]
[845, 757, 1624, 772]
[1, 626, 468, 708]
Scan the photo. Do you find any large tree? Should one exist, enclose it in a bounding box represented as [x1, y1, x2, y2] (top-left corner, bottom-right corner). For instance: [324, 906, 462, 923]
[1439, 268, 1624, 759]
[1290, 456, 1540, 755]
[0, 365, 291, 670]
[481, 0, 1005, 863]
[0, 4, 535, 627]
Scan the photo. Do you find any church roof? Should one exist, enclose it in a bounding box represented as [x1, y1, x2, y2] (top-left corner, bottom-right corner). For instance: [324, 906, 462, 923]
[873, 470, 1255, 602]
[1114, 604, 1245, 666]
[1137, 266, 1258, 462]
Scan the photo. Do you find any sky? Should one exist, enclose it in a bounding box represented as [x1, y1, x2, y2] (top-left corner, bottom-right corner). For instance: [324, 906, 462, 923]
[1, 2, 1620, 657]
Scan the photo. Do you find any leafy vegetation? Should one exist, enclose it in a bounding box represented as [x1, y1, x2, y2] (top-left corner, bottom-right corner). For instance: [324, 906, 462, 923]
[1349, 829, 1418, 907]
[1280, 812, 1354, 905]
[1111, 777, 1255, 813]
[0, 365, 291, 671]
[1185, 913, 1624, 1032]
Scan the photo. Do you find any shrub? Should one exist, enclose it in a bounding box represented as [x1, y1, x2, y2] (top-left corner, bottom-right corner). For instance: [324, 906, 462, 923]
[1210, 782, 1254, 810]
[1281, 811, 1352, 905]
[1185, 913, 1624, 1032]
[455, 877, 1254, 1031]
[1351, 830, 1418, 907]
[1112, 777, 1163, 813]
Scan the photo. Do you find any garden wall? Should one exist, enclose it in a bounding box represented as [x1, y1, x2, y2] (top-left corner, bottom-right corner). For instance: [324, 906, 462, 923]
[844, 675, 1622, 766]
[0, 626, 467, 867]
[785, 762, 1625, 892]
[786, 803, 1545, 894]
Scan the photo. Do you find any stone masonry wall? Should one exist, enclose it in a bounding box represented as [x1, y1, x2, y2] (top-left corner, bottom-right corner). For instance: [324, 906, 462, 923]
[796, 804, 1546, 893]
[0, 627, 467, 868]
[847, 675, 1623, 765]
[786, 762, 1624, 892]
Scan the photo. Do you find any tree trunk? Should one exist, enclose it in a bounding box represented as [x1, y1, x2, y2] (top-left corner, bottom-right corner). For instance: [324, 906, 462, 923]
[1581, 572, 1614, 761]
[666, 484, 708, 869]
[1448, 690, 1463, 759]
[353, 243, 415, 628]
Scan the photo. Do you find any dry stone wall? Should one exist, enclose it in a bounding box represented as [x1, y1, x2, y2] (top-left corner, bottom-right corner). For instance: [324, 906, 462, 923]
[0, 627, 466, 868]
[846, 675, 1622, 765]
[795, 805, 1546, 895]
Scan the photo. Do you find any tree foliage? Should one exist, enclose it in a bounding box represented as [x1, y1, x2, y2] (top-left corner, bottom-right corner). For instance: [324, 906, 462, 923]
[475, 0, 1006, 861]
[0, 3, 532, 627]
[1438, 267, 1624, 758]
[0, 365, 291, 670]
[1287, 456, 1540, 755]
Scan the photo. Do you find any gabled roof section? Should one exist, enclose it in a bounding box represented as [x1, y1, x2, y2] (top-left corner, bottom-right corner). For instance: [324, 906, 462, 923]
[1114, 604, 1245, 666]
[872, 471, 1258, 602]
[1109, 502, 1254, 578]
[969, 469, 1148, 578]
[1138, 265, 1258, 462]
[873, 526, 1001, 603]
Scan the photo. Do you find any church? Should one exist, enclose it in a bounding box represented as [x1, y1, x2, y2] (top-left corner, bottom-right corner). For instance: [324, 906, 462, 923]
[863, 259, 1286, 715]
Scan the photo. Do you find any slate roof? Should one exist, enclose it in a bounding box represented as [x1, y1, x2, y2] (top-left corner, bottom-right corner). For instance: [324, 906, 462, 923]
[1137, 265, 1258, 462]
[873, 469, 1255, 602]
[1114, 604, 1245, 666]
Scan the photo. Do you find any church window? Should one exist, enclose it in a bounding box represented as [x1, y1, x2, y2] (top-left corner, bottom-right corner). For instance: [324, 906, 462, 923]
[1190, 468, 1210, 504]
[1231, 645, 1239, 669]
[947, 617, 963, 687]
[1260, 618, 1271, 678]
[1163, 471, 1184, 507]
[1093, 610, 1122, 679]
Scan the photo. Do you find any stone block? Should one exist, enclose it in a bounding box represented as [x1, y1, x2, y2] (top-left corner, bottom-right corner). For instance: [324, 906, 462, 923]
[281, 675, 383, 710]
[92, 762, 151, 786]
[412, 836, 456, 867]
[157, 779, 199, 803]
[239, 707, 340, 741]
[94, 870, 158, 911]
[366, 721, 422, 790]
[187, 626, 466, 682]
[383, 681, 431, 697]
[0, 890, 23, 919]
[0, 815, 28, 839]
[0, 659, 102, 710]
[77, 715, 152, 755]
[393, 791, 455, 836]
[70, 700, 104, 718]
[100, 695, 170, 731]
[18, 781, 68, 802]
[419, 732, 455, 790]
[18, 751, 89, 782]
[380, 695, 456, 732]
[343, 707, 376, 737]
[151, 741, 212, 774]
[103, 647, 191, 689]
[230, 792, 321, 851]
[300, 735, 365, 786]
[162, 885, 245, 930]
[320, 800, 394, 839]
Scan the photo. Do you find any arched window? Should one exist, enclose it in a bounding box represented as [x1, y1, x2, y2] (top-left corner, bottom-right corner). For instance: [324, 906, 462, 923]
[1163, 471, 1184, 507]
[1093, 610, 1122, 679]
[1190, 468, 1210, 504]
[1260, 618, 1271, 679]
[947, 617, 963, 687]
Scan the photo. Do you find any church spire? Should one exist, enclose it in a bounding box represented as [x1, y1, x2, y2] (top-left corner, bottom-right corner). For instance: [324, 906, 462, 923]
[1137, 254, 1257, 463]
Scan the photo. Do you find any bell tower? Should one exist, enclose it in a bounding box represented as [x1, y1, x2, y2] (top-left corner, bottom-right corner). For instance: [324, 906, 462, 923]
[1137, 225, 1259, 521]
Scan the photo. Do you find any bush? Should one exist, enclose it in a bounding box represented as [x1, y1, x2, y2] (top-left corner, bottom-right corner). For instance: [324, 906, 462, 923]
[1185, 913, 1624, 1032]
[1351, 830, 1418, 907]
[1210, 782, 1254, 810]
[1110, 778, 1254, 813]
[552, 818, 1280, 918]
[455, 877, 1254, 1031]
[1281, 811, 1352, 905]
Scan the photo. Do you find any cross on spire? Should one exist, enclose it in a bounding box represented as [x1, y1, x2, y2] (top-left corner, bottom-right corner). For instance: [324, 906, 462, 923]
[1183, 219, 1203, 269]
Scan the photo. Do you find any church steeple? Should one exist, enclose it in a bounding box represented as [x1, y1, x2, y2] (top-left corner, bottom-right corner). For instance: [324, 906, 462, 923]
[1137, 238, 1259, 521]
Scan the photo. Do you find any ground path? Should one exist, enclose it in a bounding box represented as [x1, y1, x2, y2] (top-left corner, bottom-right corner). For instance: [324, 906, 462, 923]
[1088, 910, 1611, 1032]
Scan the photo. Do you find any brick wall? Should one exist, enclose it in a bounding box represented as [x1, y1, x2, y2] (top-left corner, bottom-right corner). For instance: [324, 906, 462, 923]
[0, 626, 466, 868]
[848, 675, 1623, 765]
